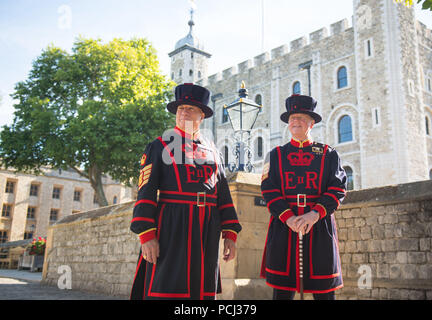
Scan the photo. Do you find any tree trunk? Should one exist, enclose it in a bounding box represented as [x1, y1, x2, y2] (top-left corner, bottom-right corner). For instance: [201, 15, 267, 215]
[88, 165, 109, 207]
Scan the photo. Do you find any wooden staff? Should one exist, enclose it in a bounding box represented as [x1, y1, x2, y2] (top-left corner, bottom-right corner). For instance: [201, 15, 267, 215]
[299, 230, 304, 300]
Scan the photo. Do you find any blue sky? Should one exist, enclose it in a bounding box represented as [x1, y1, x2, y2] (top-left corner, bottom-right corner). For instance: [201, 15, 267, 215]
[0, 0, 431, 128]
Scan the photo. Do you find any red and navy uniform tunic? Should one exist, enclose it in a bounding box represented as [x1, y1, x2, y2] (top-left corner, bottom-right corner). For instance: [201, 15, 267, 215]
[130, 126, 242, 300]
[260, 138, 347, 294]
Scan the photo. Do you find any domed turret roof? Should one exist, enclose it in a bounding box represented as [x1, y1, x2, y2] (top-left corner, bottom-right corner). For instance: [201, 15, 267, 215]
[174, 9, 203, 50]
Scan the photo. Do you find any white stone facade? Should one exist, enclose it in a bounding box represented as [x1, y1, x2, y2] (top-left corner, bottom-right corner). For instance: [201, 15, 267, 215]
[170, 0, 432, 190]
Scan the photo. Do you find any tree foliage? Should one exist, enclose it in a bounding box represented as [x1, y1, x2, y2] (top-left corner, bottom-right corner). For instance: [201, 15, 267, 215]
[0, 37, 175, 206]
[395, 0, 432, 11]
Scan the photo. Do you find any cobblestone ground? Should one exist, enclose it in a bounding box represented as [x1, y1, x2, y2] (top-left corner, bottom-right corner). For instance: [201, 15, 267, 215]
[0, 276, 126, 300]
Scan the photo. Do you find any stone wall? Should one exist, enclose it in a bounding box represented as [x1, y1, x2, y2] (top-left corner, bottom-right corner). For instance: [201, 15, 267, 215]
[42, 202, 139, 297]
[42, 176, 432, 300]
[335, 179, 432, 300]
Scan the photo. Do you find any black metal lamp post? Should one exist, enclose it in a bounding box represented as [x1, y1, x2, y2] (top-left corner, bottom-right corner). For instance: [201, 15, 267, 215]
[224, 81, 262, 172]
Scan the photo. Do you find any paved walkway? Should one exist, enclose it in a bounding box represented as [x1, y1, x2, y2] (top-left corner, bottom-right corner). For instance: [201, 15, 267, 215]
[0, 269, 126, 300]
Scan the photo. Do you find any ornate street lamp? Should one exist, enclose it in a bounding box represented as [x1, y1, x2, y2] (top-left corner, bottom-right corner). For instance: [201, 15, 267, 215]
[223, 81, 262, 172]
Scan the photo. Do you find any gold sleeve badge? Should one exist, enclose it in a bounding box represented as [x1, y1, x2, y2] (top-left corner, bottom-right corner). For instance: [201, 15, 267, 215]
[140, 154, 147, 166]
[138, 163, 152, 190]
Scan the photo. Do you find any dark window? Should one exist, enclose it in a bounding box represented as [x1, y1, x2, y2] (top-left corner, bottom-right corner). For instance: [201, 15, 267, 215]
[0, 231, 8, 243]
[74, 190, 81, 202]
[222, 107, 229, 123]
[255, 94, 263, 113]
[113, 196, 118, 204]
[337, 66, 348, 89]
[24, 232, 33, 240]
[1, 204, 12, 217]
[5, 181, 15, 193]
[366, 40, 372, 57]
[375, 109, 379, 125]
[50, 209, 59, 221]
[30, 184, 39, 197]
[27, 207, 36, 219]
[344, 166, 354, 190]
[426, 116, 430, 136]
[52, 187, 61, 199]
[338, 115, 353, 143]
[223, 146, 229, 167]
[293, 81, 301, 94]
[255, 94, 262, 105]
[257, 137, 263, 158]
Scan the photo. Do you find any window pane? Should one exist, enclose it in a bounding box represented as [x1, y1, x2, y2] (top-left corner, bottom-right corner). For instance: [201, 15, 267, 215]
[293, 82, 301, 94]
[2, 204, 12, 217]
[222, 107, 228, 123]
[257, 137, 263, 158]
[30, 184, 39, 197]
[224, 146, 229, 166]
[74, 190, 81, 202]
[50, 209, 58, 221]
[338, 115, 353, 143]
[337, 67, 348, 88]
[53, 187, 61, 199]
[5, 181, 15, 193]
[344, 166, 354, 190]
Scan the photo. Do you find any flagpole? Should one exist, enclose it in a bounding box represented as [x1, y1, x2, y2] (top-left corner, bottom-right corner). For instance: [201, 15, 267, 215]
[261, 0, 265, 52]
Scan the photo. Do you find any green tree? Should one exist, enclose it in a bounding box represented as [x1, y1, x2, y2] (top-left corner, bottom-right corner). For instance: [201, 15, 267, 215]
[0, 37, 175, 206]
[395, 0, 432, 11]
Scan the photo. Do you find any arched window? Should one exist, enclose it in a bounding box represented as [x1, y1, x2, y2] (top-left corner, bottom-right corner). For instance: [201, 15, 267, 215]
[222, 107, 229, 123]
[338, 115, 353, 143]
[255, 94, 262, 105]
[426, 116, 430, 136]
[344, 166, 354, 190]
[198, 71, 202, 79]
[189, 69, 193, 76]
[255, 94, 263, 113]
[113, 196, 117, 204]
[179, 69, 182, 76]
[255, 137, 263, 159]
[293, 81, 301, 94]
[223, 146, 229, 166]
[337, 66, 348, 89]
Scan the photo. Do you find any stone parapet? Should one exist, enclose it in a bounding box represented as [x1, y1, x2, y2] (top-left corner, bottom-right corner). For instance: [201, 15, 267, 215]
[335, 180, 432, 300]
[42, 177, 432, 300]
